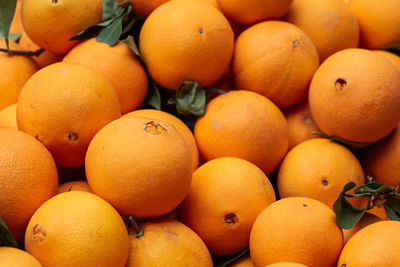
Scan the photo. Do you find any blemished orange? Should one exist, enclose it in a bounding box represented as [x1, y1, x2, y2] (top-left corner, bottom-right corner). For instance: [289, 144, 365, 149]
[250, 197, 343, 267]
[266, 263, 309, 267]
[194, 90, 289, 174]
[286, 0, 359, 62]
[277, 138, 365, 209]
[57, 181, 92, 194]
[338, 221, 400, 267]
[233, 21, 319, 108]
[217, 0, 293, 25]
[85, 117, 192, 219]
[373, 50, 400, 71]
[25, 191, 129, 267]
[17, 62, 121, 167]
[123, 109, 199, 171]
[342, 213, 381, 244]
[64, 38, 148, 114]
[0, 104, 17, 129]
[0, 247, 42, 267]
[130, 0, 170, 18]
[350, 0, 400, 49]
[0, 129, 58, 239]
[229, 256, 254, 267]
[309, 48, 400, 143]
[126, 218, 213, 266]
[139, 0, 234, 90]
[283, 99, 319, 150]
[180, 157, 276, 255]
[21, 0, 103, 54]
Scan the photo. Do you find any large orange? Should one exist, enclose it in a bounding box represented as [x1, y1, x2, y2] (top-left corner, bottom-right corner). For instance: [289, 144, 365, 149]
[21, 0, 103, 54]
[250, 197, 343, 267]
[286, 0, 359, 62]
[139, 0, 234, 90]
[64, 38, 148, 114]
[126, 218, 212, 266]
[373, 50, 400, 71]
[25, 191, 129, 267]
[0, 129, 58, 239]
[277, 138, 365, 209]
[309, 48, 400, 143]
[17, 62, 121, 167]
[342, 213, 381, 244]
[180, 157, 276, 255]
[0, 247, 42, 267]
[349, 0, 400, 49]
[57, 181, 92, 194]
[85, 117, 192, 218]
[0, 104, 17, 129]
[130, 0, 170, 18]
[338, 221, 400, 267]
[232, 21, 319, 108]
[194, 90, 289, 174]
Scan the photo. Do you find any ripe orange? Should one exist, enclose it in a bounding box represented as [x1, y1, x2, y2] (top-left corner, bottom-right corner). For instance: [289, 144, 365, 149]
[57, 181, 92, 194]
[123, 109, 199, 171]
[217, 0, 293, 25]
[194, 90, 289, 174]
[85, 117, 192, 218]
[130, 0, 170, 18]
[0, 104, 17, 129]
[229, 256, 254, 267]
[286, 0, 359, 62]
[309, 48, 400, 143]
[126, 218, 213, 266]
[373, 50, 400, 71]
[232, 21, 319, 108]
[0, 247, 42, 267]
[139, 0, 234, 90]
[180, 157, 276, 255]
[250, 197, 343, 267]
[266, 263, 309, 267]
[21, 0, 103, 54]
[64, 38, 148, 114]
[25, 191, 129, 267]
[0, 129, 58, 239]
[338, 221, 400, 267]
[17, 62, 121, 167]
[342, 213, 381, 244]
[277, 138, 365, 209]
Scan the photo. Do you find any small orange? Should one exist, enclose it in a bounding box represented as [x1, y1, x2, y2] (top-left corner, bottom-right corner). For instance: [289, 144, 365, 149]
[0, 247, 42, 267]
[130, 0, 170, 18]
[0, 104, 17, 129]
[373, 50, 400, 71]
[342, 213, 381, 244]
[57, 181, 92, 194]
[229, 256, 254, 267]
[266, 263, 309, 267]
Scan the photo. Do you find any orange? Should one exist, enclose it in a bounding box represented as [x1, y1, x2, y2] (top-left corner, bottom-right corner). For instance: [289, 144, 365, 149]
[286, 0, 359, 62]
[0, 247, 42, 267]
[57, 181, 92, 194]
[64, 38, 148, 114]
[217, 0, 293, 25]
[229, 256, 254, 267]
[283, 99, 319, 150]
[277, 138, 365, 209]
[180, 157, 276, 255]
[139, 0, 234, 90]
[85, 117, 192, 218]
[194, 90, 289, 174]
[130, 0, 170, 18]
[126, 218, 213, 266]
[250, 197, 343, 267]
[342, 213, 381, 244]
[9, 0, 24, 34]
[25, 191, 129, 267]
[123, 109, 199, 171]
[21, 0, 103, 54]
[17, 62, 121, 167]
[266, 263, 309, 267]
[0, 104, 17, 129]
[309, 48, 400, 143]
[232, 21, 319, 108]
[0, 129, 58, 239]
[338, 221, 400, 267]
[350, 0, 400, 49]
[373, 50, 400, 71]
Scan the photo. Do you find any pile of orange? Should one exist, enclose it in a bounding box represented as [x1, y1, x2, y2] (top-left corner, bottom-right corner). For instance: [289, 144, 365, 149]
[1, 0, 400, 266]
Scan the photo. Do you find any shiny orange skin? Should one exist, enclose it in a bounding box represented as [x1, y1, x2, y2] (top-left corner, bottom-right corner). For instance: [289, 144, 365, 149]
[0, 104, 18, 129]
[57, 181, 92, 194]
[0, 247, 42, 267]
[343, 213, 381, 244]
[373, 50, 400, 71]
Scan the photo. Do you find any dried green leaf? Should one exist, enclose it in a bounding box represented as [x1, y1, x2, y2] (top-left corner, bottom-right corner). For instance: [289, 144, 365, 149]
[385, 196, 400, 214]
[175, 81, 206, 116]
[0, 0, 17, 49]
[0, 217, 17, 248]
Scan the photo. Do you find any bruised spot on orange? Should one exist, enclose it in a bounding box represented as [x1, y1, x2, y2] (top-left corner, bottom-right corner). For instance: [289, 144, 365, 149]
[144, 121, 167, 135]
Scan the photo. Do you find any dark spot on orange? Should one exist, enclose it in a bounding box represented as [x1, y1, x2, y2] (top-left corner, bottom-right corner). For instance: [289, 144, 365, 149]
[302, 204, 308, 207]
[303, 116, 313, 125]
[292, 39, 300, 48]
[31, 224, 47, 243]
[144, 121, 167, 135]
[322, 178, 329, 187]
[335, 78, 347, 92]
[68, 132, 79, 142]
[224, 213, 238, 226]
[52, 0, 58, 3]
[198, 28, 203, 34]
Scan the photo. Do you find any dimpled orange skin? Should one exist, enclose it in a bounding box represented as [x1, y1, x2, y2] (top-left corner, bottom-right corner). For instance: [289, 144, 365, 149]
[232, 21, 319, 108]
[130, 0, 170, 18]
[350, 0, 400, 49]
[21, 0, 103, 54]
[25, 191, 130, 267]
[285, 0, 359, 62]
[0, 247, 42, 267]
[180, 157, 276, 256]
[17, 62, 121, 167]
[63, 39, 148, 114]
[266, 263, 309, 267]
[250, 197, 343, 267]
[0, 104, 18, 129]
[217, 0, 293, 25]
[85, 117, 192, 219]
[342, 213, 381, 244]
[309, 48, 400, 143]
[126, 219, 213, 267]
[139, 0, 234, 90]
[57, 181, 92, 194]
[194, 90, 289, 175]
[338, 221, 400, 267]
[0, 129, 58, 239]
[123, 109, 199, 171]
[373, 50, 400, 71]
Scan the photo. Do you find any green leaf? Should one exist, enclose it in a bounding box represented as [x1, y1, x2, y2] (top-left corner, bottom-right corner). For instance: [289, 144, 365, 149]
[0, 217, 17, 248]
[385, 196, 400, 214]
[354, 182, 394, 196]
[69, 25, 102, 41]
[122, 35, 141, 58]
[96, 17, 122, 46]
[0, 0, 17, 49]
[312, 131, 372, 151]
[146, 81, 161, 110]
[384, 204, 400, 221]
[8, 32, 21, 42]
[214, 248, 249, 267]
[102, 0, 120, 21]
[383, 44, 400, 56]
[175, 81, 206, 116]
